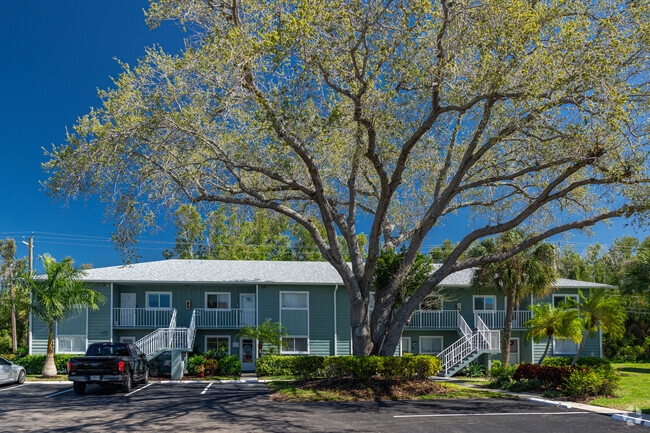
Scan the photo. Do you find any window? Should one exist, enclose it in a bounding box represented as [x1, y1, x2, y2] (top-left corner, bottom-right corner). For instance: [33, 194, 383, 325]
[553, 294, 579, 308]
[554, 338, 579, 354]
[206, 336, 230, 353]
[206, 292, 231, 309]
[281, 292, 308, 309]
[474, 296, 496, 311]
[401, 337, 412, 354]
[420, 336, 443, 355]
[420, 295, 443, 311]
[58, 336, 86, 354]
[146, 292, 172, 309]
[282, 337, 308, 354]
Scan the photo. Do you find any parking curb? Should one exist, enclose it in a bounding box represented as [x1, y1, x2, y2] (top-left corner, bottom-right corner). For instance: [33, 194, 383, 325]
[611, 414, 650, 427]
[526, 397, 572, 409]
[25, 381, 72, 384]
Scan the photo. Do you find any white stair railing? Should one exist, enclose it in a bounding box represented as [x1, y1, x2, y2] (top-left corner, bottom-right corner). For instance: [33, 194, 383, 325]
[438, 333, 478, 375]
[186, 310, 197, 350]
[169, 309, 177, 329]
[475, 314, 500, 351]
[459, 314, 472, 339]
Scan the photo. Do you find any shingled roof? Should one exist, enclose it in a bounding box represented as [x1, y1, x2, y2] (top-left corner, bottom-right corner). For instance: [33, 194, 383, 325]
[78, 259, 612, 288]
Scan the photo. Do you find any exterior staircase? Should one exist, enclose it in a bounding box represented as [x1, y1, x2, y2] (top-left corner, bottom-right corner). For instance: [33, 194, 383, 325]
[437, 314, 500, 377]
[134, 310, 197, 379]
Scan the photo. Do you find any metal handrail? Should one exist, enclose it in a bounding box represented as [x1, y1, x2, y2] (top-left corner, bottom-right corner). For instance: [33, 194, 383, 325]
[459, 314, 472, 339]
[193, 308, 256, 328]
[113, 308, 176, 328]
[169, 309, 177, 329]
[187, 310, 197, 350]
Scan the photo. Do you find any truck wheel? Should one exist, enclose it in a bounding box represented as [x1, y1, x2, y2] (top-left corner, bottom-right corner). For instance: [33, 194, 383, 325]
[73, 382, 86, 394]
[141, 368, 149, 385]
[121, 373, 133, 393]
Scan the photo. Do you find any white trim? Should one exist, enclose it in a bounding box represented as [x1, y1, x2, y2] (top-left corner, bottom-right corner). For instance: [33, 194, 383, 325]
[598, 328, 603, 358]
[553, 337, 579, 355]
[145, 291, 173, 309]
[472, 295, 497, 312]
[205, 292, 231, 310]
[419, 336, 444, 355]
[279, 291, 310, 354]
[401, 337, 411, 355]
[333, 285, 338, 356]
[205, 335, 231, 353]
[110, 283, 114, 342]
[280, 336, 310, 355]
[552, 294, 579, 308]
[530, 293, 534, 362]
[239, 337, 256, 369]
[85, 304, 89, 352]
[509, 337, 520, 364]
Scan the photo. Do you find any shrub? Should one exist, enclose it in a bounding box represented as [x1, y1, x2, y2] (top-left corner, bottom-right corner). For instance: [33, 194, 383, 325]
[460, 362, 486, 377]
[565, 366, 620, 397]
[542, 389, 565, 398]
[489, 362, 517, 382]
[575, 356, 611, 369]
[204, 359, 219, 375]
[403, 355, 441, 380]
[256, 355, 296, 376]
[508, 379, 542, 392]
[542, 357, 571, 367]
[293, 356, 326, 379]
[513, 363, 541, 381]
[217, 355, 241, 376]
[13, 354, 78, 375]
[187, 354, 206, 375]
[204, 347, 230, 360]
[1, 354, 17, 362]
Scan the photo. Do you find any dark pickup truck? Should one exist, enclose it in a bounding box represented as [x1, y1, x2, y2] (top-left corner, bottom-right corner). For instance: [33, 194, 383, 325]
[67, 342, 149, 394]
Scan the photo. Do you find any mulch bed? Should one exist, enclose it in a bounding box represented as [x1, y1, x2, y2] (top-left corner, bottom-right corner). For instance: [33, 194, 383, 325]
[271, 378, 447, 401]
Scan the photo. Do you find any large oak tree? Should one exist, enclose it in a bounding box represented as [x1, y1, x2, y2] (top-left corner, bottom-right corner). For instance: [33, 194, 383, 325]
[45, 0, 650, 355]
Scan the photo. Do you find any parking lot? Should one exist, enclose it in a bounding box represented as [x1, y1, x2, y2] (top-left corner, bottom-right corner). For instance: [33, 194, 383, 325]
[1, 381, 645, 432]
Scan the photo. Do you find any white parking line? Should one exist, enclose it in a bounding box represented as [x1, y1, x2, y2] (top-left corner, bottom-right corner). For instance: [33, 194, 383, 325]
[45, 388, 73, 398]
[0, 384, 25, 392]
[200, 382, 213, 395]
[125, 383, 153, 397]
[394, 411, 589, 418]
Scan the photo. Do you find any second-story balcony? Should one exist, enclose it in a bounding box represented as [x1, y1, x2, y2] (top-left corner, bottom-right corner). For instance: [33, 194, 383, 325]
[475, 310, 532, 329]
[194, 308, 256, 329]
[113, 308, 175, 328]
[406, 310, 460, 329]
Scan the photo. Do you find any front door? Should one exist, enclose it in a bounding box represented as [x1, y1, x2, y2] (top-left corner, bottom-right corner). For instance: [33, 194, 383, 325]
[509, 339, 520, 365]
[240, 338, 255, 371]
[120, 293, 136, 327]
[240, 293, 256, 327]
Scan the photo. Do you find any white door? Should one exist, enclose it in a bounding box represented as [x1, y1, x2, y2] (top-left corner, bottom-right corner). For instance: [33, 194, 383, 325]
[240, 293, 256, 327]
[509, 339, 520, 365]
[240, 338, 255, 371]
[120, 293, 136, 327]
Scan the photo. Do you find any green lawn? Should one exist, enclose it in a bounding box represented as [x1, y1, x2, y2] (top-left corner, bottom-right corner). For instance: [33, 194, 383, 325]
[25, 374, 68, 381]
[590, 363, 650, 414]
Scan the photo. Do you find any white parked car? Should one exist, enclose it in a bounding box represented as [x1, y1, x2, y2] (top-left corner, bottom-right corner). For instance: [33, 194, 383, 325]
[0, 356, 26, 385]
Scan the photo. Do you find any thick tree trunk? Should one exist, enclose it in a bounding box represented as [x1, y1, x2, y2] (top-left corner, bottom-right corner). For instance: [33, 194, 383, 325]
[350, 296, 372, 356]
[42, 324, 58, 378]
[501, 286, 517, 365]
[572, 332, 588, 365]
[538, 335, 552, 366]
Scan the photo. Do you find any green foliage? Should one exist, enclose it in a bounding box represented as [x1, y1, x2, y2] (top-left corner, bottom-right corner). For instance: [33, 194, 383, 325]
[13, 354, 77, 375]
[204, 359, 219, 375]
[238, 320, 288, 356]
[460, 362, 487, 377]
[373, 248, 436, 307]
[542, 357, 572, 367]
[507, 379, 543, 393]
[488, 362, 518, 389]
[186, 354, 205, 375]
[524, 304, 582, 365]
[542, 389, 566, 398]
[217, 355, 241, 376]
[256, 355, 441, 381]
[564, 367, 620, 397]
[204, 346, 230, 360]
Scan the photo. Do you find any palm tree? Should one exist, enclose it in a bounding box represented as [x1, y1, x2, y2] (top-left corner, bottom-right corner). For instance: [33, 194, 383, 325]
[620, 250, 650, 304]
[571, 288, 626, 365]
[237, 320, 288, 356]
[22, 255, 105, 377]
[523, 303, 582, 365]
[469, 230, 557, 365]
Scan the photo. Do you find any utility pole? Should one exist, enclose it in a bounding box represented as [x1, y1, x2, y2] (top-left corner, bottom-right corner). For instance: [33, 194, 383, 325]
[28, 235, 33, 276]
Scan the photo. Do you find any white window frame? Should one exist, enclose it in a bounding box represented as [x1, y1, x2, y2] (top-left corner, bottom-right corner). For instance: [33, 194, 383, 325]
[473, 295, 497, 312]
[509, 337, 520, 364]
[553, 337, 579, 355]
[56, 335, 87, 354]
[279, 291, 309, 310]
[419, 336, 444, 355]
[281, 336, 310, 355]
[205, 292, 232, 310]
[205, 335, 231, 353]
[552, 294, 579, 309]
[419, 295, 443, 311]
[145, 291, 173, 310]
[55, 308, 88, 354]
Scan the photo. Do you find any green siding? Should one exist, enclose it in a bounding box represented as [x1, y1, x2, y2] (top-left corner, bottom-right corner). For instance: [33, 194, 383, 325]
[88, 283, 112, 344]
[335, 287, 351, 355]
[57, 310, 86, 335]
[308, 286, 334, 355]
[31, 314, 49, 355]
[281, 310, 309, 335]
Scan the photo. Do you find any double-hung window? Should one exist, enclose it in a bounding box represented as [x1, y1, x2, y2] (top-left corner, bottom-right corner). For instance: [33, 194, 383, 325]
[553, 294, 579, 308]
[474, 296, 496, 311]
[419, 336, 444, 355]
[206, 292, 231, 309]
[206, 336, 230, 353]
[280, 292, 308, 309]
[280, 291, 309, 354]
[146, 292, 172, 309]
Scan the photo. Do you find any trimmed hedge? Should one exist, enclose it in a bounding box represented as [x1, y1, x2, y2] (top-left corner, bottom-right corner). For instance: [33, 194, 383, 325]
[541, 356, 611, 369]
[217, 355, 241, 376]
[256, 354, 441, 381]
[13, 354, 78, 375]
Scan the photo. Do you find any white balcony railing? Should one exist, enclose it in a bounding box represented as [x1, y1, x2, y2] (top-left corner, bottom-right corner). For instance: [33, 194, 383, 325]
[113, 308, 176, 328]
[406, 310, 460, 329]
[194, 308, 256, 328]
[474, 310, 532, 329]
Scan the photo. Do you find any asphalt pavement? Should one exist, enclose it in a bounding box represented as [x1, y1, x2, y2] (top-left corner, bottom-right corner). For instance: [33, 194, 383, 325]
[0, 381, 644, 432]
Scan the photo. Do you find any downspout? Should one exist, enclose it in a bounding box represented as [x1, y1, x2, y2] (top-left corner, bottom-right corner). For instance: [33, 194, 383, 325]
[333, 285, 338, 356]
[530, 293, 534, 363]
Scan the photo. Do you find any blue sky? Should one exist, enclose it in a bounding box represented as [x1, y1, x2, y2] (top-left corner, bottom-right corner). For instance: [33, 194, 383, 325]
[0, 2, 646, 269]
